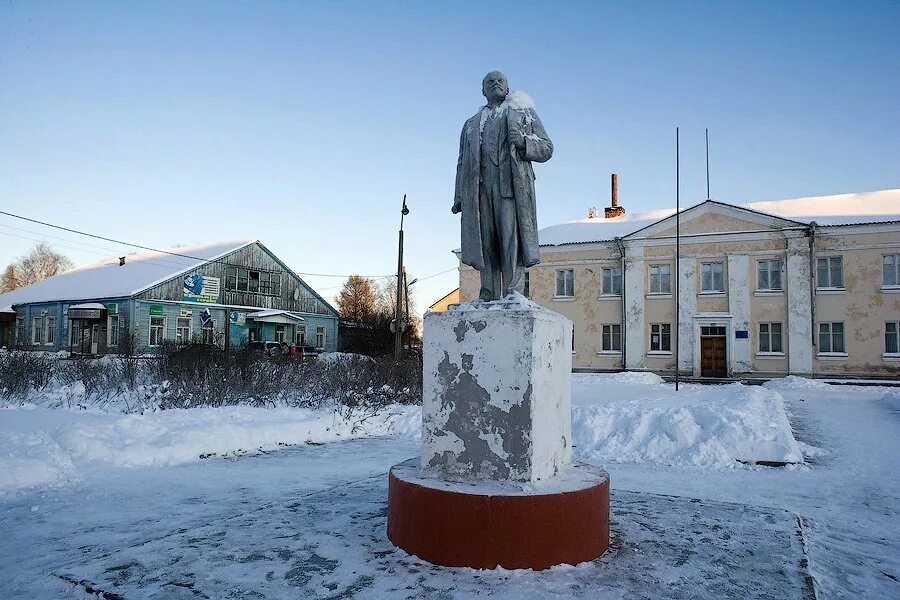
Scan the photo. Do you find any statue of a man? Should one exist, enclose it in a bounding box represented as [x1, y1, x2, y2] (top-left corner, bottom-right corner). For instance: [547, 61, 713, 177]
[452, 70, 553, 301]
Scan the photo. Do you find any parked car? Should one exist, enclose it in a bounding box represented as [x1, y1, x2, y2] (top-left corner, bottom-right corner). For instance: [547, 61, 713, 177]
[297, 344, 321, 358]
[246, 341, 282, 357]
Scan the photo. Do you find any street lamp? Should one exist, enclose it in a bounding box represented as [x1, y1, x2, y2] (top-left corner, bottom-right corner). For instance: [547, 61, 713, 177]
[394, 195, 409, 360]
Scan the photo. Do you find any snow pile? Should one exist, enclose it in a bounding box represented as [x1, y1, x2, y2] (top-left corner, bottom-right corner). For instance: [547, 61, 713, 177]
[53, 405, 420, 468]
[0, 429, 78, 491]
[762, 375, 833, 391]
[571, 375, 803, 468]
[879, 390, 900, 413]
[574, 371, 665, 386]
[318, 351, 374, 365]
[0, 404, 420, 493]
[449, 291, 544, 312]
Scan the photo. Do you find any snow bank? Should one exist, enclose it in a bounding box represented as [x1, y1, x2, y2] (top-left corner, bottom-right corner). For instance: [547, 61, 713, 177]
[879, 390, 900, 413]
[762, 376, 833, 391]
[1, 372, 807, 493]
[0, 404, 420, 494]
[574, 371, 665, 386]
[317, 352, 374, 365]
[572, 375, 803, 468]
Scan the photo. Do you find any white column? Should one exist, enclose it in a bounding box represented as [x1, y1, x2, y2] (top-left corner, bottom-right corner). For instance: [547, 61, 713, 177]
[624, 244, 645, 370]
[786, 235, 813, 374]
[677, 258, 697, 373]
[727, 254, 751, 374]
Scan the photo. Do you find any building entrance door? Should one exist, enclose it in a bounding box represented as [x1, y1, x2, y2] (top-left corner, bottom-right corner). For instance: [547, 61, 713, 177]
[80, 325, 93, 354]
[700, 326, 727, 378]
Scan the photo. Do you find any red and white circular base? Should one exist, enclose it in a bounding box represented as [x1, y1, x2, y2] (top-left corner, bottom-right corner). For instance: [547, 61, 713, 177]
[387, 459, 610, 570]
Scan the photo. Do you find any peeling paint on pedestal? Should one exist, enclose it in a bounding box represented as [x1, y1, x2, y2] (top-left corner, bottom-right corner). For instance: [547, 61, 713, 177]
[421, 300, 572, 482]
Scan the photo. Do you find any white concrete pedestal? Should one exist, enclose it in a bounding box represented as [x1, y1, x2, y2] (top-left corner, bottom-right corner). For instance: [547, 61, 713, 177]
[420, 293, 573, 482]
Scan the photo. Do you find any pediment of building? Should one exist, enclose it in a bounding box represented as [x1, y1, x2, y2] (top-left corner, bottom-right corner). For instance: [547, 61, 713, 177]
[627, 200, 805, 240]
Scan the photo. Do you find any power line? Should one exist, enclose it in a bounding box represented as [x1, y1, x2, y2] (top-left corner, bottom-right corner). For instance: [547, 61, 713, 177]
[0, 230, 188, 272]
[0, 223, 194, 271]
[414, 266, 458, 282]
[0, 209, 393, 279]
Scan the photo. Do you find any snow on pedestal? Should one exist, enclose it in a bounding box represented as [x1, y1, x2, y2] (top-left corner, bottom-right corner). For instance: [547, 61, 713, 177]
[421, 293, 572, 483]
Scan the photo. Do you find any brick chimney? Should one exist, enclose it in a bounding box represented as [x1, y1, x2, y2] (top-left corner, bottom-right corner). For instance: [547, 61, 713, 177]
[604, 173, 625, 218]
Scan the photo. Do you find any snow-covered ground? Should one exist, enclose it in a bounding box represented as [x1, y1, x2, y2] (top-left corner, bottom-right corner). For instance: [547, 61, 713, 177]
[1, 374, 898, 598]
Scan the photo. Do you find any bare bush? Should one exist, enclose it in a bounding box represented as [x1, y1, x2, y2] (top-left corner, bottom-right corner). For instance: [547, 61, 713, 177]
[0, 351, 56, 399]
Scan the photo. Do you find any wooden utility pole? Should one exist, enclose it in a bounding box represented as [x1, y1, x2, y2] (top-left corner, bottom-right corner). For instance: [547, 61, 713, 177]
[394, 195, 409, 360]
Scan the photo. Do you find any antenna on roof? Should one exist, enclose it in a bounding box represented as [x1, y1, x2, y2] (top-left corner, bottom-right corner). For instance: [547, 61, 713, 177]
[705, 128, 710, 200]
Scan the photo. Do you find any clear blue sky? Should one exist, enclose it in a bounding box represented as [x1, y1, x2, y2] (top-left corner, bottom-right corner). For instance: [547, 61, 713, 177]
[1, 1, 898, 310]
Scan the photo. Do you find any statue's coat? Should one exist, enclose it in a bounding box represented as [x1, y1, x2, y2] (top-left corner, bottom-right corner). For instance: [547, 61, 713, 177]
[454, 99, 553, 271]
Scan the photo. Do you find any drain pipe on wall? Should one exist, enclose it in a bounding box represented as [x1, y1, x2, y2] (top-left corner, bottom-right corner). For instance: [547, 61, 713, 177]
[615, 236, 626, 370]
[808, 222, 817, 346]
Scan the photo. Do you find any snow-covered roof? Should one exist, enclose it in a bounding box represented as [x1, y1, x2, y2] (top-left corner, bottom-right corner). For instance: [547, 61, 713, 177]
[69, 303, 107, 310]
[0, 240, 255, 309]
[246, 309, 305, 323]
[745, 188, 900, 226]
[538, 209, 676, 246]
[537, 188, 900, 247]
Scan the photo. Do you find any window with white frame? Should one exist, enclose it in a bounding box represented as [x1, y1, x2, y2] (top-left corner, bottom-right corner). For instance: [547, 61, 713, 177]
[601, 267, 622, 296]
[555, 269, 574, 297]
[650, 323, 671, 352]
[149, 316, 166, 347]
[648, 264, 671, 294]
[701, 262, 725, 293]
[31, 316, 42, 345]
[16, 317, 24, 346]
[296, 324, 307, 346]
[758, 322, 783, 353]
[817, 256, 844, 289]
[884, 255, 900, 288]
[602, 324, 622, 352]
[757, 259, 783, 291]
[315, 325, 326, 349]
[885, 322, 899, 355]
[175, 317, 191, 345]
[818, 322, 845, 354]
[107, 315, 119, 347]
[201, 321, 215, 345]
[275, 324, 286, 343]
[45, 316, 56, 345]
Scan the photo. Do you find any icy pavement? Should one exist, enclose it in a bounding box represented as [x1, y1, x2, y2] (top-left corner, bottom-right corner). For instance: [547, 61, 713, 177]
[0, 437, 811, 599]
[1, 378, 898, 598]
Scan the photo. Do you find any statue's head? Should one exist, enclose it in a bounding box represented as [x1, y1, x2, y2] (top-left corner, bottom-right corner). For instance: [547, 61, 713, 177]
[482, 70, 509, 105]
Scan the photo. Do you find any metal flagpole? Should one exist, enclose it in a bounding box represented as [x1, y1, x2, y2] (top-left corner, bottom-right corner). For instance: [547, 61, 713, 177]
[675, 127, 680, 391]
